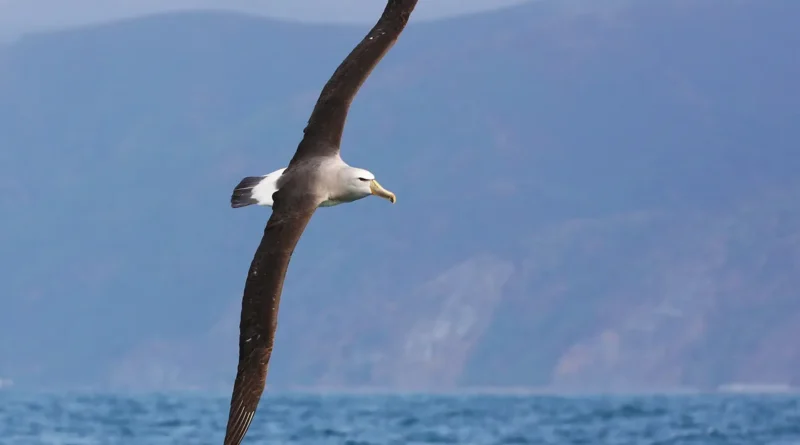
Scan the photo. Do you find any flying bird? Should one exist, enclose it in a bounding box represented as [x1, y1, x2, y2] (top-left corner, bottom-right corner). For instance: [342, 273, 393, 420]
[222, 1, 419, 444]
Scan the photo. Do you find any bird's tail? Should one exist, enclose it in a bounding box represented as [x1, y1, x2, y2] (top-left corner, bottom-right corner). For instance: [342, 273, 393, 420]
[230, 168, 286, 208]
[230, 176, 264, 208]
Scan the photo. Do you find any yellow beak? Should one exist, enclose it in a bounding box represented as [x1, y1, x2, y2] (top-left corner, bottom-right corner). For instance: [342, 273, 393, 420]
[369, 179, 396, 203]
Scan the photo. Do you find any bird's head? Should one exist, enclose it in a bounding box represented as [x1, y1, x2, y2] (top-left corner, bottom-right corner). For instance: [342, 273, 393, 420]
[345, 167, 396, 204]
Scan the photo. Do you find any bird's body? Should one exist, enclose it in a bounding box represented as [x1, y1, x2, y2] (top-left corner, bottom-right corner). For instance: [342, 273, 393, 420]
[231, 157, 393, 209]
[221, 1, 419, 444]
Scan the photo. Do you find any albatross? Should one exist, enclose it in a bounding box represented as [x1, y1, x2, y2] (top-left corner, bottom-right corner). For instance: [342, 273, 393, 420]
[221, 1, 419, 444]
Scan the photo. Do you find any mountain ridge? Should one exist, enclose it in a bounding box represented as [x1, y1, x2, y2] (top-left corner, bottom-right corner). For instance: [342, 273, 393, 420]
[1, 0, 799, 391]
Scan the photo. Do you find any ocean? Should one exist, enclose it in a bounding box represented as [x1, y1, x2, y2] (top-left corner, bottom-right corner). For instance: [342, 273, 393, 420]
[1, 392, 799, 444]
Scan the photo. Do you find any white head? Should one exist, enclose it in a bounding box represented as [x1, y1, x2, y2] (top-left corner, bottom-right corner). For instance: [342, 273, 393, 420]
[335, 166, 397, 204]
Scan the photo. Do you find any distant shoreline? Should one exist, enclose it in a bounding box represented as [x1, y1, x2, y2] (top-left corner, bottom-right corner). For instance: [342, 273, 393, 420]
[260, 385, 800, 397]
[4, 385, 800, 396]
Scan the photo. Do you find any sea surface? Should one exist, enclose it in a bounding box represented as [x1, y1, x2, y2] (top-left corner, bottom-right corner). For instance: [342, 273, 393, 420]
[1, 392, 799, 444]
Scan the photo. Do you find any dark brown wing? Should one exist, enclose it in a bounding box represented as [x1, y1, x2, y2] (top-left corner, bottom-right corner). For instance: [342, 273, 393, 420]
[222, 188, 318, 445]
[287, 0, 419, 166]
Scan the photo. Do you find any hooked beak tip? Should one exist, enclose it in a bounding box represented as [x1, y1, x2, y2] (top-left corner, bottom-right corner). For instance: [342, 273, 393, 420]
[370, 179, 397, 204]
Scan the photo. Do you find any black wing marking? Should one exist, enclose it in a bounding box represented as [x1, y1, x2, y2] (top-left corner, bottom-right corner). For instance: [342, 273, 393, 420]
[222, 188, 318, 445]
[288, 0, 419, 166]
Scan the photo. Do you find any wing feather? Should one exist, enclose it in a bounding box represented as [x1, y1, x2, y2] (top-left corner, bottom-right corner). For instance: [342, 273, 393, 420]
[222, 190, 318, 445]
[288, 0, 419, 165]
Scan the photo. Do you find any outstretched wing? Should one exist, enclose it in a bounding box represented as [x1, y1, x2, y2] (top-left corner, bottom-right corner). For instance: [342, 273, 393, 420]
[288, 0, 419, 166]
[222, 189, 318, 445]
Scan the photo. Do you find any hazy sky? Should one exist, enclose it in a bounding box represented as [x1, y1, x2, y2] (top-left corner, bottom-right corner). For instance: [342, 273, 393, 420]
[0, 0, 534, 38]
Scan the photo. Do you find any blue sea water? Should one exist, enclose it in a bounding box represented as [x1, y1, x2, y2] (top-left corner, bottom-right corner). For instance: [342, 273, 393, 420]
[1, 393, 799, 445]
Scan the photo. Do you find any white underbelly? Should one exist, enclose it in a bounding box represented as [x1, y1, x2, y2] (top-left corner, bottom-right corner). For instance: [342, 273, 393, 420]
[319, 199, 343, 207]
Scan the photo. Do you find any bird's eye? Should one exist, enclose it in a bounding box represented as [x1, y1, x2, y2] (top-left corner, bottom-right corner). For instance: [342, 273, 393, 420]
[358, 177, 370, 182]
